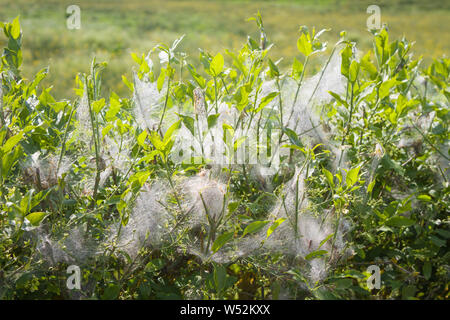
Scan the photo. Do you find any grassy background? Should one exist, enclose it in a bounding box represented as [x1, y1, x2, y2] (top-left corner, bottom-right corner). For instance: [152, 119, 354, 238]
[0, 0, 448, 99]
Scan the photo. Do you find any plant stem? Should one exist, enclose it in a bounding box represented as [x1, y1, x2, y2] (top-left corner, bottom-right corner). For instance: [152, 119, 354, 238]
[85, 77, 101, 205]
[276, 78, 284, 146]
[162, 161, 184, 221]
[291, 56, 309, 111]
[0, 74, 4, 128]
[213, 76, 219, 113]
[158, 77, 171, 134]
[195, 114, 205, 161]
[411, 120, 450, 161]
[338, 82, 355, 167]
[57, 101, 77, 175]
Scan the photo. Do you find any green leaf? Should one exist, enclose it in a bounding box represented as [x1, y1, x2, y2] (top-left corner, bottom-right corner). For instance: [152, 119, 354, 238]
[430, 235, 446, 247]
[375, 28, 389, 66]
[102, 284, 120, 300]
[50, 102, 67, 113]
[385, 216, 415, 227]
[211, 232, 234, 253]
[242, 220, 270, 237]
[367, 177, 377, 194]
[335, 171, 342, 185]
[297, 33, 312, 56]
[349, 60, 360, 83]
[11, 17, 21, 40]
[417, 194, 432, 202]
[234, 136, 247, 151]
[435, 229, 450, 239]
[39, 88, 56, 106]
[31, 190, 50, 209]
[267, 59, 280, 78]
[2, 132, 24, 154]
[137, 131, 148, 148]
[423, 261, 432, 280]
[313, 287, 340, 300]
[105, 93, 121, 122]
[122, 75, 134, 92]
[379, 78, 398, 100]
[0, 130, 6, 146]
[170, 34, 185, 52]
[266, 218, 286, 238]
[291, 57, 304, 80]
[328, 91, 349, 108]
[187, 64, 206, 88]
[101, 124, 114, 137]
[162, 119, 181, 146]
[360, 51, 378, 78]
[322, 168, 334, 188]
[92, 98, 106, 114]
[256, 92, 279, 113]
[346, 166, 360, 187]
[226, 49, 246, 75]
[157, 68, 166, 92]
[1, 146, 21, 178]
[25, 212, 47, 226]
[401, 285, 417, 300]
[305, 249, 328, 260]
[210, 53, 224, 76]
[207, 114, 220, 129]
[131, 52, 142, 65]
[177, 114, 195, 136]
[149, 131, 164, 151]
[333, 278, 353, 289]
[380, 154, 404, 175]
[247, 36, 260, 50]
[283, 127, 302, 147]
[233, 86, 249, 112]
[341, 45, 352, 79]
[227, 201, 240, 214]
[213, 263, 227, 294]
[319, 233, 334, 249]
[222, 123, 234, 139]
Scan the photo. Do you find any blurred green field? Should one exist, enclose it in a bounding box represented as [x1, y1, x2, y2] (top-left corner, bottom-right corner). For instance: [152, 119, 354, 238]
[0, 0, 449, 99]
